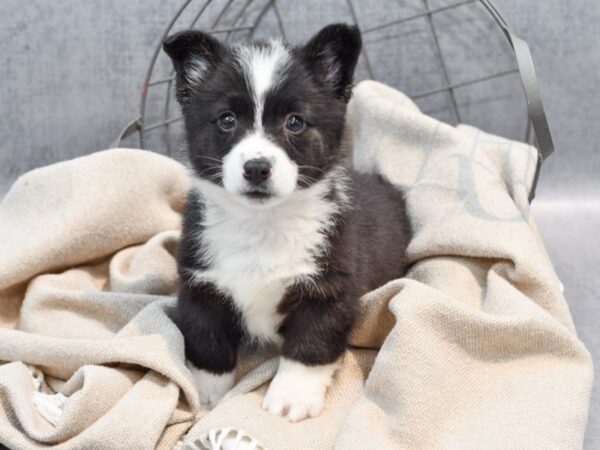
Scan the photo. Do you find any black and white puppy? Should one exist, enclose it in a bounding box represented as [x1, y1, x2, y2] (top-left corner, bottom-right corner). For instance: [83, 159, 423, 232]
[163, 24, 410, 422]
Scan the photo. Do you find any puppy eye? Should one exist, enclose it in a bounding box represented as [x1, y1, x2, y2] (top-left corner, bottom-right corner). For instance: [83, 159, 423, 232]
[285, 114, 305, 133]
[218, 112, 236, 131]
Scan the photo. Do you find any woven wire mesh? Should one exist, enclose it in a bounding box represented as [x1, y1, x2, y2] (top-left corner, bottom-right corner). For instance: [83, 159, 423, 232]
[120, 0, 534, 162]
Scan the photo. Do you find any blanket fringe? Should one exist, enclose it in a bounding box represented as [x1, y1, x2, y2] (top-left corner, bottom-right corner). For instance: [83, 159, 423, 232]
[27, 365, 67, 426]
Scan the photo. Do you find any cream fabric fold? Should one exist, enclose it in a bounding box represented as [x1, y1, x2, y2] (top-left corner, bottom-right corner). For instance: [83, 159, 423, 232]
[0, 81, 592, 450]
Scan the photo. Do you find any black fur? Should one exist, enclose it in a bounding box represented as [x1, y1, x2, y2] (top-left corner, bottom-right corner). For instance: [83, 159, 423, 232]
[176, 190, 242, 374]
[278, 173, 410, 365]
[163, 30, 226, 103]
[165, 24, 411, 376]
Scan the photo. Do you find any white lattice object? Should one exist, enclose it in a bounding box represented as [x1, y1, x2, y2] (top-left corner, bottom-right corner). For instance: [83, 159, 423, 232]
[176, 427, 264, 450]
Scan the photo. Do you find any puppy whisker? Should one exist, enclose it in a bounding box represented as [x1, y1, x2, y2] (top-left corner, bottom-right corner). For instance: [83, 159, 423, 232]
[297, 165, 327, 175]
[196, 165, 222, 178]
[195, 155, 223, 164]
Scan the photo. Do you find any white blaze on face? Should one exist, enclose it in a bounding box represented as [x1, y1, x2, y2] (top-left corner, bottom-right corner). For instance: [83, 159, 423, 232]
[235, 40, 290, 130]
[221, 41, 297, 203]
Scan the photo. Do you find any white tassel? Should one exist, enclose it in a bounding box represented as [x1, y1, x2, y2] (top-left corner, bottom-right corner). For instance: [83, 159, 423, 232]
[27, 365, 44, 390]
[27, 364, 68, 426]
[32, 391, 68, 426]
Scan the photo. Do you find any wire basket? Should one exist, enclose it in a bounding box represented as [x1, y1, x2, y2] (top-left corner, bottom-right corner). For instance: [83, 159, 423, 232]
[114, 0, 554, 201]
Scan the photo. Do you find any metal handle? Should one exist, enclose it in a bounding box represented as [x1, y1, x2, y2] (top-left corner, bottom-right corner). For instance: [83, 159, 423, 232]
[479, 0, 555, 201]
[110, 116, 142, 149]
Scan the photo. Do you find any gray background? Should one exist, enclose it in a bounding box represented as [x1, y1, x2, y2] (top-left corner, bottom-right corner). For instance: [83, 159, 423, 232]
[1, 0, 598, 446]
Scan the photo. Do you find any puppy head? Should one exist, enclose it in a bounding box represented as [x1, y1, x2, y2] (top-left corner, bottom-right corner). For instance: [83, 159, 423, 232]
[163, 24, 361, 207]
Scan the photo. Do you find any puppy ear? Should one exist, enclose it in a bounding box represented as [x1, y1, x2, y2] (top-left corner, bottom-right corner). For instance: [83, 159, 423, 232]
[301, 24, 362, 102]
[163, 30, 225, 103]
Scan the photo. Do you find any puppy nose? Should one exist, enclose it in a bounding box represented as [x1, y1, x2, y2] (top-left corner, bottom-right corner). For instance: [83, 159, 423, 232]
[243, 158, 272, 185]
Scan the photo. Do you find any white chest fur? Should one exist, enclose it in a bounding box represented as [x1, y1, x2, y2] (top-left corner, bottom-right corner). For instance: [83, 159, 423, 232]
[190, 175, 344, 343]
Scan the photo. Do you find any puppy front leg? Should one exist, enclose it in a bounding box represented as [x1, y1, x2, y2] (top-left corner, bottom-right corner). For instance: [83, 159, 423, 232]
[177, 281, 242, 408]
[263, 286, 357, 422]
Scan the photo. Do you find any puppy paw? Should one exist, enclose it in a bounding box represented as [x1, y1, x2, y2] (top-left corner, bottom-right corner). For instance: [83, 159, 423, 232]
[187, 362, 235, 408]
[262, 358, 337, 422]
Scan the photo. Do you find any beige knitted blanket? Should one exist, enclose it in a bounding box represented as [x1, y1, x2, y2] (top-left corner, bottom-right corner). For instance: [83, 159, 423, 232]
[0, 81, 592, 450]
